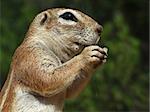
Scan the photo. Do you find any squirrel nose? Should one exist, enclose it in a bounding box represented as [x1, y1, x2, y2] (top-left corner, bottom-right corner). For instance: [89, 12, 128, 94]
[95, 25, 103, 36]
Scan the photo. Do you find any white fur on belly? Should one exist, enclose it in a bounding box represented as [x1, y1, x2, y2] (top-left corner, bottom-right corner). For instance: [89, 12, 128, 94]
[12, 88, 60, 112]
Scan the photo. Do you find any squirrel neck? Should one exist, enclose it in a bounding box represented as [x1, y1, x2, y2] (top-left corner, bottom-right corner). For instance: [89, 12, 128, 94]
[36, 35, 79, 63]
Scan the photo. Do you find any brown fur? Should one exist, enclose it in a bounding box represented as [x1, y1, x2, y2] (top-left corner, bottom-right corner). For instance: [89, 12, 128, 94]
[0, 8, 107, 112]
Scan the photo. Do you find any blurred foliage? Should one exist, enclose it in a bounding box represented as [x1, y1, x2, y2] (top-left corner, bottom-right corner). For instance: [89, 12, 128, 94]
[0, 0, 149, 111]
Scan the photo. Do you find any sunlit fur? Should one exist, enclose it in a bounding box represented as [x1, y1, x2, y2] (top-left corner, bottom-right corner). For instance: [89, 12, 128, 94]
[0, 8, 106, 112]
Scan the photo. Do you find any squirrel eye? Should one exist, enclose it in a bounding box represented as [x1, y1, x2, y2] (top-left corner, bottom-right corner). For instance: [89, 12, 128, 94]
[59, 12, 78, 22]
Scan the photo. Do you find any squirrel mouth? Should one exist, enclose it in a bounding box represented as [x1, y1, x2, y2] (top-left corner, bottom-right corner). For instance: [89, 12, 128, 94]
[74, 42, 88, 47]
[74, 37, 100, 47]
[74, 42, 98, 48]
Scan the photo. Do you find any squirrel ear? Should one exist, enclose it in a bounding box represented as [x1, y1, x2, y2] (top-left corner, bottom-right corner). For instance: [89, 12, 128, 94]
[40, 13, 48, 25]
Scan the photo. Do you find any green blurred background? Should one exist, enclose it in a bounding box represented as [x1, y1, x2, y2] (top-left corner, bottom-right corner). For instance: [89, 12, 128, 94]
[0, 0, 149, 111]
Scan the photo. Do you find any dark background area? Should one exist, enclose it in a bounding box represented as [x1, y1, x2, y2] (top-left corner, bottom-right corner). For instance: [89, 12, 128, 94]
[0, 0, 149, 111]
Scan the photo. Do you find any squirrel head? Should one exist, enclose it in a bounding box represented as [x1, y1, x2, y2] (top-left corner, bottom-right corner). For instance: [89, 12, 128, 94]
[26, 8, 103, 62]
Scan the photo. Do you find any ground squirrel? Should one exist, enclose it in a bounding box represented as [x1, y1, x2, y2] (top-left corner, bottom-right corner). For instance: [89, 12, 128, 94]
[0, 8, 108, 112]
